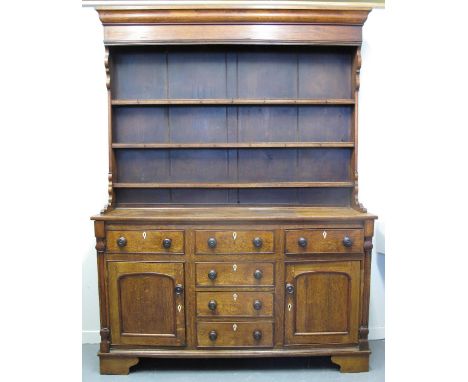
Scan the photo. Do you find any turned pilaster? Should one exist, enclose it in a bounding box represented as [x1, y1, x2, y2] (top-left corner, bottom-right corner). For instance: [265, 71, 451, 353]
[94, 221, 110, 353]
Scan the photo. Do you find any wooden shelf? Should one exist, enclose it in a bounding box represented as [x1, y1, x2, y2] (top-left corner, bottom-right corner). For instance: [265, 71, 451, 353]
[114, 182, 354, 189]
[111, 99, 355, 106]
[112, 142, 355, 149]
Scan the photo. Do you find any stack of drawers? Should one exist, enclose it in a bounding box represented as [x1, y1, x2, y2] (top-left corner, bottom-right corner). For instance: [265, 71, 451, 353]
[195, 230, 275, 348]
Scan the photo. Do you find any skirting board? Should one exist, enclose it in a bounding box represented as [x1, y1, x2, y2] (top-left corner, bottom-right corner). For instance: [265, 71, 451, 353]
[82, 327, 385, 344]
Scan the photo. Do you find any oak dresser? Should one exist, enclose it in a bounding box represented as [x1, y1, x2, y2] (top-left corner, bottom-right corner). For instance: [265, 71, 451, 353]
[85, 0, 379, 375]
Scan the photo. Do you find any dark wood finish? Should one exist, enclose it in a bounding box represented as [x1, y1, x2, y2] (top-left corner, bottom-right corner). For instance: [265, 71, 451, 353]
[114, 182, 354, 189]
[197, 321, 274, 348]
[111, 99, 355, 105]
[196, 262, 274, 287]
[99, 356, 139, 375]
[331, 353, 370, 372]
[284, 261, 361, 345]
[94, 221, 110, 353]
[88, 6, 377, 375]
[195, 230, 274, 254]
[197, 291, 274, 317]
[112, 142, 355, 149]
[106, 229, 184, 253]
[114, 188, 354, 206]
[108, 262, 186, 346]
[359, 220, 375, 351]
[99, 347, 370, 358]
[98, 9, 370, 25]
[285, 228, 363, 254]
[94, 207, 375, 222]
[104, 24, 362, 46]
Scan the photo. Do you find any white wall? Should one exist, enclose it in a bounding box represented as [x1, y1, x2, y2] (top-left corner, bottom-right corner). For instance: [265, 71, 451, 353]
[80, 7, 386, 343]
[360, 8, 387, 340]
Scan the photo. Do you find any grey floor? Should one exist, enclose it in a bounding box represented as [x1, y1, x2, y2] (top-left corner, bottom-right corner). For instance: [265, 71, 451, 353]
[83, 340, 384, 381]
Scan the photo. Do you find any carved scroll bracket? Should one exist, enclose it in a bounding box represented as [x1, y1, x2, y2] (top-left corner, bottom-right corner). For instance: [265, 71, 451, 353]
[351, 47, 367, 213]
[355, 47, 361, 92]
[99, 173, 114, 214]
[103, 47, 114, 213]
[107, 172, 113, 207]
[104, 47, 110, 90]
[352, 171, 367, 213]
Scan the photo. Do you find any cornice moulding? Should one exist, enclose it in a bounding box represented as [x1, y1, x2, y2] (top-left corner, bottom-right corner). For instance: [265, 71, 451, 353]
[82, 1, 385, 11]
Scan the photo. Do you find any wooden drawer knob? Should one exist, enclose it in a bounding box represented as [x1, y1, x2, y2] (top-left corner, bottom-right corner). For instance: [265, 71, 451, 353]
[253, 269, 263, 280]
[208, 270, 217, 280]
[286, 283, 295, 294]
[298, 237, 308, 247]
[253, 300, 262, 310]
[116, 236, 127, 248]
[253, 237, 263, 248]
[253, 330, 262, 341]
[174, 284, 184, 295]
[208, 237, 217, 248]
[209, 330, 217, 341]
[208, 300, 217, 311]
[342, 236, 353, 248]
[162, 238, 172, 248]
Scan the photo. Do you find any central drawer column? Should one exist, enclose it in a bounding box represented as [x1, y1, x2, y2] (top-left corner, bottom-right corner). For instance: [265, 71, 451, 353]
[193, 228, 277, 348]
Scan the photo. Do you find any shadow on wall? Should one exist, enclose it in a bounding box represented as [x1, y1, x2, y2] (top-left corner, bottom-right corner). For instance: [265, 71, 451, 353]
[375, 220, 385, 282]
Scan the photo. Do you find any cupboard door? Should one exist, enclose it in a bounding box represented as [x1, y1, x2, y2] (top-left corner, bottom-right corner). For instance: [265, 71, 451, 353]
[108, 262, 185, 346]
[285, 261, 360, 345]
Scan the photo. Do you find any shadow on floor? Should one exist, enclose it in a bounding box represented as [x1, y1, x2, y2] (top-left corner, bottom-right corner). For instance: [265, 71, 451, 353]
[135, 355, 338, 373]
[83, 341, 384, 381]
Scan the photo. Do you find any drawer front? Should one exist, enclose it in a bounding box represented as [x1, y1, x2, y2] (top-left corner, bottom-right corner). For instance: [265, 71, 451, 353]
[195, 230, 274, 254]
[197, 321, 274, 348]
[196, 262, 274, 287]
[197, 291, 274, 317]
[285, 229, 363, 254]
[107, 230, 184, 253]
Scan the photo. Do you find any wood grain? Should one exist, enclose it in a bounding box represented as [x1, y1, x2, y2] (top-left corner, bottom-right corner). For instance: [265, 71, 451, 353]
[89, 5, 377, 375]
[284, 261, 361, 345]
[108, 262, 186, 346]
[104, 24, 362, 45]
[111, 98, 355, 105]
[112, 142, 355, 149]
[113, 182, 355, 189]
[285, 228, 363, 254]
[98, 9, 370, 25]
[197, 321, 274, 348]
[195, 230, 274, 254]
[196, 262, 274, 287]
[92, 206, 377, 222]
[99, 356, 139, 375]
[331, 353, 370, 372]
[100, 347, 370, 358]
[197, 291, 274, 317]
[106, 229, 184, 253]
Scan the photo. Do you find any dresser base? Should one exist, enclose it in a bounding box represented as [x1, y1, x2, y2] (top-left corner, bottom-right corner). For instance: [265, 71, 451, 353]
[99, 356, 139, 375]
[99, 348, 370, 374]
[331, 353, 370, 373]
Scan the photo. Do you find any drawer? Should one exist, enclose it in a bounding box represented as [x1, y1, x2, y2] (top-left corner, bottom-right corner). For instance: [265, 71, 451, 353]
[106, 230, 184, 253]
[285, 229, 363, 254]
[195, 230, 274, 254]
[197, 321, 273, 348]
[196, 262, 274, 287]
[197, 291, 274, 317]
